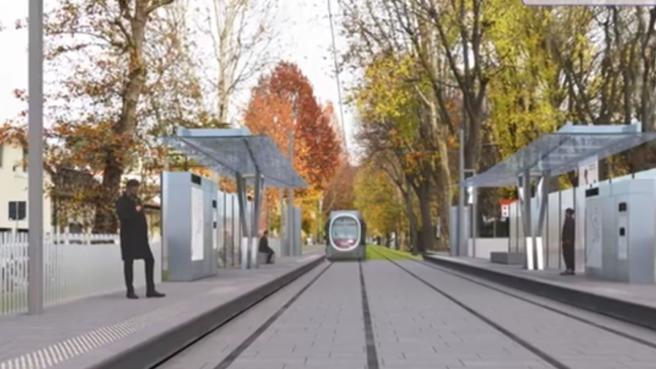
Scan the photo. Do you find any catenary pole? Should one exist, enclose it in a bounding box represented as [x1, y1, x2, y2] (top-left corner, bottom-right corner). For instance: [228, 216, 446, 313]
[28, 0, 45, 315]
[455, 129, 465, 256]
[327, 0, 348, 151]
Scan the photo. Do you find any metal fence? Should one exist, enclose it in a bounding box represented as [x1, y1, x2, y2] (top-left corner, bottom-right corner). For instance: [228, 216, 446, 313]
[1, 233, 162, 317]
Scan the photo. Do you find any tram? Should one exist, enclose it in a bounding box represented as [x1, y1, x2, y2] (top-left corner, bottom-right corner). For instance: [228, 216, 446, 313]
[325, 210, 366, 261]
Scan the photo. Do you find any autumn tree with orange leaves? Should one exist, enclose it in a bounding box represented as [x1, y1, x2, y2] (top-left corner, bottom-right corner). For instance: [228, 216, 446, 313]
[244, 62, 342, 237]
[2, 1, 223, 233]
[244, 62, 341, 190]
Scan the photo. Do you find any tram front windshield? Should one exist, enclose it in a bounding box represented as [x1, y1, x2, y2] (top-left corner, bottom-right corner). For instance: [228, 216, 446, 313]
[331, 217, 359, 249]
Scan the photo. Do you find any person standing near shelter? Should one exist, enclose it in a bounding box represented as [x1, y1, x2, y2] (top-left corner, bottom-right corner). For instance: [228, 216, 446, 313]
[116, 179, 165, 299]
[561, 208, 576, 276]
[258, 230, 275, 264]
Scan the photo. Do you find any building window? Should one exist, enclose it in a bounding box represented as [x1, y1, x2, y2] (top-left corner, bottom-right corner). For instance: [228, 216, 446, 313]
[8, 201, 27, 221]
[68, 223, 84, 234]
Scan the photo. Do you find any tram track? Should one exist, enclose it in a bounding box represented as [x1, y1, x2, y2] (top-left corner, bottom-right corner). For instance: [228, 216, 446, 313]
[358, 261, 380, 369]
[371, 246, 656, 369]
[417, 257, 656, 350]
[212, 262, 333, 369]
[368, 248, 571, 369]
[155, 247, 656, 369]
[152, 261, 333, 369]
[157, 259, 381, 369]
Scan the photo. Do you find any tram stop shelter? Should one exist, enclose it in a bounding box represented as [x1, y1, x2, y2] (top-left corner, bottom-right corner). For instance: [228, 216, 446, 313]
[459, 122, 656, 271]
[164, 127, 306, 270]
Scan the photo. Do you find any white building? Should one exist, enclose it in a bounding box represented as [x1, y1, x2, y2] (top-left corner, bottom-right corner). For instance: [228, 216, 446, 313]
[0, 142, 53, 235]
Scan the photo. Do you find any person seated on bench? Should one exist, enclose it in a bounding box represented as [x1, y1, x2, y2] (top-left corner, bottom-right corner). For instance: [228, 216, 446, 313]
[258, 230, 274, 264]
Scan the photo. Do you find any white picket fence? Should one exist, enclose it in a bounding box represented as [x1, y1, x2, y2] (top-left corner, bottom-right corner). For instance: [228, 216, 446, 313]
[0, 233, 161, 317]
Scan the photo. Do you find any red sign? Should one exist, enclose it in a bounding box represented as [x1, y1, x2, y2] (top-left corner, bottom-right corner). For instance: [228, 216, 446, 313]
[499, 198, 515, 219]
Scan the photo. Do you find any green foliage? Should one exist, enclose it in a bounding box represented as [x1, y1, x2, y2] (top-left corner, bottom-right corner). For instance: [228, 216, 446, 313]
[354, 54, 425, 142]
[486, 0, 563, 158]
[353, 165, 404, 238]
[365, 245, 420, 261]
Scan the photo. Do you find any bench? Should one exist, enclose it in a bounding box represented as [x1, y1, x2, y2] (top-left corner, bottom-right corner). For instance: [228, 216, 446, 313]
[490, 252, 524, 265]
[257, 252, 275, 265]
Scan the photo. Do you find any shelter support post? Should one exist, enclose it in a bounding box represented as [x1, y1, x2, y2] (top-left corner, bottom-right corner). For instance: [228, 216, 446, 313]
[465, 170, 477, 258]
[236, 173, 250, 269]
[250, 173, 263, 268]
[472, 185, 477, 258]
[535, 173, 550, 271]
[519, 171, 534, 270]
[287, 131, 296, 256]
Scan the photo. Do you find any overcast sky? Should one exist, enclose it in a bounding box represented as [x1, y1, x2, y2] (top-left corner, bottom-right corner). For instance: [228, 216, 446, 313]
[0, 0, 358, 154]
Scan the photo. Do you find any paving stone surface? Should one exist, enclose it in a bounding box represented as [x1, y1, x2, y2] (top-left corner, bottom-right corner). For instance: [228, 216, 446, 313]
[8, 253, 656, 369]
[400, 260, 656, 369]
[363, 261, 550, 369]
[0, 254, 323, 369]
[229, 261, 367, 369]
[160, 260, 331, 369]
[172, 259, 656, 369]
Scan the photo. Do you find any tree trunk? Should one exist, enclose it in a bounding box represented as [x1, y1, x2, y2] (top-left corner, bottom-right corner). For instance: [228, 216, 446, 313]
[394, 227, 400, 250]
[93, 2, 150, 233]
[413, 178, 433, 253]
[432, 118, 452, 250]
[640, 9, 656, 131]
[465, 108, 484, 171]
[405, 193, 418, 252]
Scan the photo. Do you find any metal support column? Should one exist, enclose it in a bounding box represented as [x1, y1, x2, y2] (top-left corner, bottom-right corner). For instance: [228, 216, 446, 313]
[466, 170, 477, 258]
[519, 171, 534, 270]
[286, 130, 295, 257]
[236, 174, 250, 269]
[558, 190, 562, 270]
[28, 0, 44, 315]
[250, 173, 263, 268]
[535, 173, 550, 271]
[455, 129, 465, 256]
[472, 186, 477, 258]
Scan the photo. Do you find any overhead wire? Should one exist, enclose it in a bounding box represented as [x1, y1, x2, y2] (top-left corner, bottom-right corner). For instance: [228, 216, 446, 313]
[327, 0, 349, 155]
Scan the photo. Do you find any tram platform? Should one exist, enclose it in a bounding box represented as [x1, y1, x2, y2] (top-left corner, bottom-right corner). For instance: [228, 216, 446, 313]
[0, 252, 324, 369]
[424, 253, 656, 331]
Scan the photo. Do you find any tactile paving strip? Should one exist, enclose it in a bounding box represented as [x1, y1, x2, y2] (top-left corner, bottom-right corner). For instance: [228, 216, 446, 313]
[0, 317, 145, 369]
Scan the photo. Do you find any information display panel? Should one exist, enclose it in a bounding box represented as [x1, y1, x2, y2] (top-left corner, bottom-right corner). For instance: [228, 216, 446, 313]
[191, 186, 204, 261]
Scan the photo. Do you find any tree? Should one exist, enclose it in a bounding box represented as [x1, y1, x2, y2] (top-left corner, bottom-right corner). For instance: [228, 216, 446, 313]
[353, 53, 444, 252]
[244, 62, 341, 190]
[322, 160, 357, 232]
[341, 0, 463, 250]
[244, 61, 342, 239]
[354, 164, 404, 247]
[486, 1, 563, 159]
[39, 0, 222, 232]
[191, 0, 278, 124]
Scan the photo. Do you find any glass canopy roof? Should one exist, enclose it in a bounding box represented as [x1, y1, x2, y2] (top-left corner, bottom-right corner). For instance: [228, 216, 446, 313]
[164, 128, 306, 188]
[466, 128, 656, 188]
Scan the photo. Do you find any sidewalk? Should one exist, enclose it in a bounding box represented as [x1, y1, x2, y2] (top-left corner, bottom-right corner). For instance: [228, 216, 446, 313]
[0, 253, 324, 369]
[424, 253, 656, 330]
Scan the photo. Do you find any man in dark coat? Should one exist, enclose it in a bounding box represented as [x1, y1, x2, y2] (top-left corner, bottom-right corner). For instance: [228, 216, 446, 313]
[561, 208, 576, 276]
[116, 179, 165, 299]
[258, 230, 274, 264]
